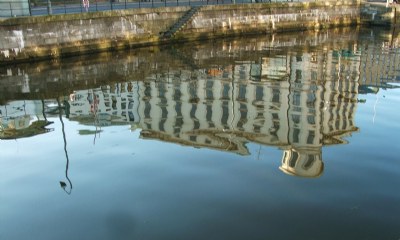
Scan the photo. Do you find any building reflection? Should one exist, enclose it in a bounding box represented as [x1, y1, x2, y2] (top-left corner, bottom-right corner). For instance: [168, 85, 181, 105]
[2, 29, 400, 178]
[0, 100, 54, 139]
[60, 49, 362, 178]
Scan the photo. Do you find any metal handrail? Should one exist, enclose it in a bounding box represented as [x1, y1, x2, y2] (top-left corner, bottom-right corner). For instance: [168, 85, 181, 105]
[0, 0, 311, 17]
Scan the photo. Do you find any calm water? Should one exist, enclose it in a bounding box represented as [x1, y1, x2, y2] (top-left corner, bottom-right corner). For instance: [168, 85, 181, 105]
[1, 27, 400, 240]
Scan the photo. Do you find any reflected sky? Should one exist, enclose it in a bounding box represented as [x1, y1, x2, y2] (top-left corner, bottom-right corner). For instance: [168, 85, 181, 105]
[1, 27, 400, 240]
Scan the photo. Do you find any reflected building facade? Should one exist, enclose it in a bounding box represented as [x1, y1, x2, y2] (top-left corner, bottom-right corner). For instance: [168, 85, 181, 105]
[68, 83, 140, 127]
[6, 32, 400, 177]
[130, 50, 360, 178]
[0, 49, 361, 177]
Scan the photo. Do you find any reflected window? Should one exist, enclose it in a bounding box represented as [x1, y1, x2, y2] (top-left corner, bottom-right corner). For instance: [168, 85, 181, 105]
[303, 155, 315, 170]
[189, 84, 197, 99]
[144, 84, 151, 97]
[158, 83, 166, 98]
[159, 108, 167, 121]
[174, 127, 180, 135]
[295, 70, 302, 82]
[272, 89, 280, 103]
[311, 71, 317, 81]
[256, 86, 264, 101]
[128, 101, 134, 109]
[194, 120, 200, 130]
[293, 128, 300, 143]
[307, 115, 315, 124]
[307, 92, 316, 108]
[206, 104, 212, 123]
[159, 120, 165, 132]
[289, 151, 299, 167]
[206, 89, 213, 100]
[146, 123, 151, 130]
[222, 101, 229, 125]
[238, 84, 247, 101]
[206, 80, 214, 89]
[174, 89, 181, 101]
[190, 104, 197, 119]
[175, 102, 182, 117]
[222, 84, 230, 99]
[129, 111, 135, 122]
[273, 121, 280, 132]
[293, 91, 301, 106]
[144, 102, 151, 119]
[307, 130, 315, 144]
[283, 152, 288, 164]
[238, 103, 247, 129]
[112, 96, 117, 110]
[190, 136, 197, 142]
[176, 117, 183, 128]
[292, 114, 300, 124]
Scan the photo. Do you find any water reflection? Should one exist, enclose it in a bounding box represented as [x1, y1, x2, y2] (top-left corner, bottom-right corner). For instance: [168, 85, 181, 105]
[1, 27, 400, 180]
[57, 97, 73, 194]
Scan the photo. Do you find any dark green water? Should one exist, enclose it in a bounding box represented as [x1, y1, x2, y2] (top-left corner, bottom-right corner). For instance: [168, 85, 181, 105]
[1, 27, 400, 240]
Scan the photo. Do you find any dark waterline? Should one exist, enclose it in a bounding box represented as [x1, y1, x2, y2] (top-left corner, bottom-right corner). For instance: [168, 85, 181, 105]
[1, 27, 400, 240]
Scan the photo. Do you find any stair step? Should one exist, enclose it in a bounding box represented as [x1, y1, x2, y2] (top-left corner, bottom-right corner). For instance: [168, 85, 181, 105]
[163, 7, 201, 39]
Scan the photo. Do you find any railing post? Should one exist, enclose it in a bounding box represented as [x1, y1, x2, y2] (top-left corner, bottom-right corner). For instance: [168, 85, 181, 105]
[9, 2, 13, 17]
[125, 0, 127, 9]
[95, 0, 98, 11]
[152, 0, 154, 7]
[47, 0, 52, 15]
[177, 0, 178, 6]
[28, 0, 32, 16]
[64, 0, 66, 14]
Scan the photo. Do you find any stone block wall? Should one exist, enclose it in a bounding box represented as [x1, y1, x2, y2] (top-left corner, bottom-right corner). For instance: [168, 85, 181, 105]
[0, 1, 366, 64]
[175, 1, 361, 40]
[0, 7, 188, 63]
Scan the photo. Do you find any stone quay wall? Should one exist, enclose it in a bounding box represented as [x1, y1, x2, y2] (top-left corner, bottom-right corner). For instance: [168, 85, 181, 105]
[0, 1, 390, 64]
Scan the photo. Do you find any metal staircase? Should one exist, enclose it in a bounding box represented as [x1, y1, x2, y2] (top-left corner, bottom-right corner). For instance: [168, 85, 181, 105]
[162, 6, 201, 39]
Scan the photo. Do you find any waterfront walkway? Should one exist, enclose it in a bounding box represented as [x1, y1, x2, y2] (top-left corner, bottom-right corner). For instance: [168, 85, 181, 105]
[1, 0, 281, 17]
[1, 0, 398, 18]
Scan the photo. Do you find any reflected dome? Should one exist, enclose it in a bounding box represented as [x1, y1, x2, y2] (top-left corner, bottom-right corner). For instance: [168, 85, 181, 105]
[279, 148, 324, 178]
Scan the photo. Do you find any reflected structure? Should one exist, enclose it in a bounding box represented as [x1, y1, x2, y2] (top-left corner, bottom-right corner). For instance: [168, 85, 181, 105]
[2, 28, 400, 178]
[280, 148, 323, 178]
[63, 50, 361, 178]
[0, 100, 54, 139]
[132, 51, 359, 178]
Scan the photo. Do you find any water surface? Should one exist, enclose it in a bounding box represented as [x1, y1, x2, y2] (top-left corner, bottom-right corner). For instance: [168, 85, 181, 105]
[1, 27, 400, 240]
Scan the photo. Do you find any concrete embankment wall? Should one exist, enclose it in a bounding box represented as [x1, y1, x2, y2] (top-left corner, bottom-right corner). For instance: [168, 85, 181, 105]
[0, 1, 371, 64]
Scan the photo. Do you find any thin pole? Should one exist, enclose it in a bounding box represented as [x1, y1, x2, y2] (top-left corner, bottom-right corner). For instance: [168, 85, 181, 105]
[28, 0, 32, 16]
[57, 98, 73, 195]
[9, 2, 13, 17]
